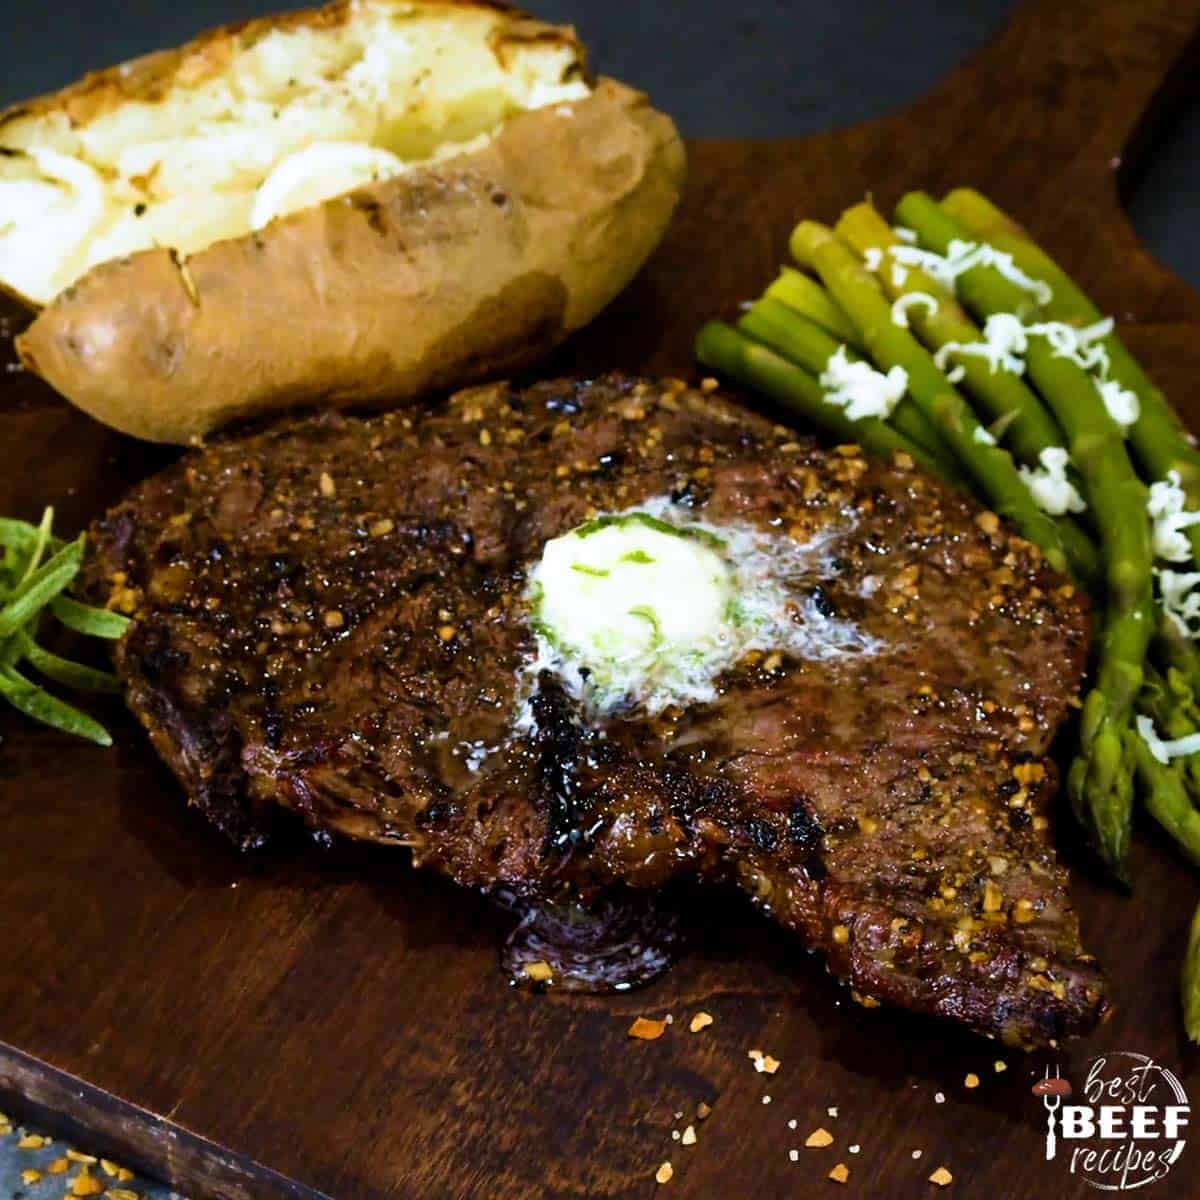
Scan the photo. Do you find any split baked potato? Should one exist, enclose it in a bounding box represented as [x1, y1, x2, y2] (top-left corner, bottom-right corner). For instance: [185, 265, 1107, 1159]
[0, 0, 685, 442]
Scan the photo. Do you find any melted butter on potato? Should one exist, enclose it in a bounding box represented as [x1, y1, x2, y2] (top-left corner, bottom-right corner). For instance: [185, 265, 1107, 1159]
[250, 142, 407, 229]
[0, 1, 589, 305]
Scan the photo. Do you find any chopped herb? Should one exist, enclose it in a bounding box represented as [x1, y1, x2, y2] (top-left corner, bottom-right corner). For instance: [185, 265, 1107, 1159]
[573, 511, 725, 550]
[627, 605, 663, 645]
[570, 563, 610, 577]
[620, 549, 655, 564]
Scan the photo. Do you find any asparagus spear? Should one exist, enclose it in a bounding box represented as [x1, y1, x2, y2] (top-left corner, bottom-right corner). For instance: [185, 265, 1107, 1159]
[1185, 901, 1200, 1043]
[896, 191, 1153, 881]
[939, 192, 1200, 810]
[789, 219, 1080, 580]
[765, 267, 865, 350]
[739, 298, 956, 469]
[834, 203, 1069, 466]
[695, 321, 949, 476]
[943, 187, 1200, 560]
[1154, 611, 1200, 697]
[834, 202, 1098, 585]
[1128, 727, 1200, 869]
[1139, 662, 1200, 797]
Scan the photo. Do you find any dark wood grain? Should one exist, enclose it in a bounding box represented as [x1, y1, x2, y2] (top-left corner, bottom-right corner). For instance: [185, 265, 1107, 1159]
[3, 1, 1200, 1195]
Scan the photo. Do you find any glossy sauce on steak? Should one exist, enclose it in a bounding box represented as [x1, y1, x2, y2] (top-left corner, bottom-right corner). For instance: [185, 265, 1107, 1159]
[83, 374, 1105, 1047]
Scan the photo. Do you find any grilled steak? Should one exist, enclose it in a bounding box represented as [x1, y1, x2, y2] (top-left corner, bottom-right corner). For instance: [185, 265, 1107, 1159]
[83, 374, 1104, 1046]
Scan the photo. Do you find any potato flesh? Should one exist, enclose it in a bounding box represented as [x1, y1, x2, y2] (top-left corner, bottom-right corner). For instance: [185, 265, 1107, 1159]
[0, 2, 589, 305]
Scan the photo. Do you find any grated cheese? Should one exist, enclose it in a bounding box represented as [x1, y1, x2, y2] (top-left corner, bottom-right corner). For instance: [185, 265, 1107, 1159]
[973, 425, 996, 445]
[1148, 470, 1200, 562]
[1096, 379, 1140, 430]
[819, 345, 908, 422]
[1136, 714, 1200, 765]
[890, 291, 938, 329]
[862, 247, 883, 273]
[886, 238, 1053, 305]
[1157, 567, 1200, 638]
[893, 226, 918, 244]
[1031, 317, 1112, 375]
[930, 310, 1139, 434]
[1017, 447, 1086, 516]
[934, 312, 1028, 376]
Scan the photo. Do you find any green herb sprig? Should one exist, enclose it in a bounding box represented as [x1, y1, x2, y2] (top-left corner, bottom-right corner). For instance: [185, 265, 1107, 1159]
[0, 508, 130, 745]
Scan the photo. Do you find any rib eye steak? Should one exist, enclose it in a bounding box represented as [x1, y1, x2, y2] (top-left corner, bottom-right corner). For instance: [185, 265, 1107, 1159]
[82, 373, 1105, 1047]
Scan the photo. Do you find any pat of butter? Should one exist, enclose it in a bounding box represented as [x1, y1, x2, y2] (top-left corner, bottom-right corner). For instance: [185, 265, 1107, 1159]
[521, 500, 882, 721]
[532, 513, 733, 669]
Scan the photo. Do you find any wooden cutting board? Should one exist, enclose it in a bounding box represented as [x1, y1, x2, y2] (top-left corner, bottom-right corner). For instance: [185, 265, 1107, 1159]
[4, 1, 1200, 1196]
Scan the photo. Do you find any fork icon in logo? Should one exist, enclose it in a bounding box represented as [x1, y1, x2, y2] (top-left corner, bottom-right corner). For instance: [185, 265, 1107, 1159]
[1031, 1066, 1073, 1160]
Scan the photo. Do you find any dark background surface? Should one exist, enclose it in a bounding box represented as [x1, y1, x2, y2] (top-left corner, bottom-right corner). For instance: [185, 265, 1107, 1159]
[2, 2, 1199, 1198]
[5, 0, 1199, 288]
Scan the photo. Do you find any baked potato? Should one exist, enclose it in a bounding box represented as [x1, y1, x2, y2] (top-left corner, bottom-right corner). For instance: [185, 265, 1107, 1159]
[0, 0, 685, 443]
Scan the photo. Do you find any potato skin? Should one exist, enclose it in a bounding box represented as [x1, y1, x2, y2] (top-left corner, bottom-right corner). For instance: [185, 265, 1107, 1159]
[14, 26, 685, 443]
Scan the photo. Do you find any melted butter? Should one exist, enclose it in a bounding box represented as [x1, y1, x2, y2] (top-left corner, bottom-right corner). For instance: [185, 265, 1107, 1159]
[533, 512, 732, 673]
[520, 497, 879, 721]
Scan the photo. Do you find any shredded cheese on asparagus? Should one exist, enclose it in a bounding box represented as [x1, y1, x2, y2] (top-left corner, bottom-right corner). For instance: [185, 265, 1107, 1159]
[893, 226, 918, 244]
[1148, 471, 1200, 563]
[1018, 447, 1086, 515]
[1096, 378, 1140, 429]
[819, 345, 908, 422]
[884, 238, 1053, 305]
[1136, 714, 1200, 764]
[890, 291, 938, 329]
[1148, 473, 1200, 642]
[932, 315, 1112, 377]
[1034, 317, 1112, 373]
[922, 311, 1138, 432]
[1157, 568, 1200, 638]
[862, 240, 1139, 433]
[973, 425, 997, 445]
[934, 313, 1028, 376]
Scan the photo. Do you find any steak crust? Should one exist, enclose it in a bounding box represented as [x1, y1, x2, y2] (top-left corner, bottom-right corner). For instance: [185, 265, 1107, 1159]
[83, 374, 1104, 1046]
